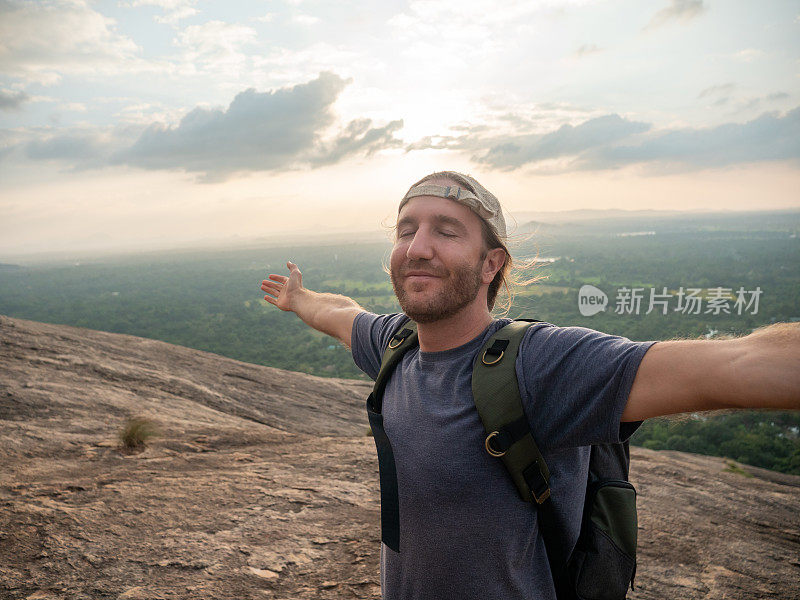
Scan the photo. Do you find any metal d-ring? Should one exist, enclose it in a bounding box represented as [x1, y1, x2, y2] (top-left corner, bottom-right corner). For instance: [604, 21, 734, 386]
[482, 350, 504, 365]
[485, 431, 506, 457]
[388, 337, 403, 349]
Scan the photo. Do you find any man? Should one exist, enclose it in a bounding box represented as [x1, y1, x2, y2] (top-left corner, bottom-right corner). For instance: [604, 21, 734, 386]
[260, 171, 799, 600]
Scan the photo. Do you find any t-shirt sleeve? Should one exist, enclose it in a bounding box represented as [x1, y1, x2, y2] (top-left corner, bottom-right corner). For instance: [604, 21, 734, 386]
[516, 323, 657, 449]
[350, 311, 408, 381]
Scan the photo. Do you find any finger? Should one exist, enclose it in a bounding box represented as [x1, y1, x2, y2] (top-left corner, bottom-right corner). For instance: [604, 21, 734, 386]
[268, 274, 288, 283]
[287, 261, 301, 273]
[261, 282, 281, 293]
[263, 295, 278, 305]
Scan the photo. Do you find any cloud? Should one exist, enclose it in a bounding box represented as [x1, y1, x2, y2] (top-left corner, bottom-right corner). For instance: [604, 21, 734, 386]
[697, 86, 790, 114]
[391, 0, 600, 30]
[767, 92, 789, 102]
[310, 118, 404, 166]
[583, 108, 800, 170]
[5, 73, 403, 177]
[25, 129, 127, 166]
[698, 83, 735, 99]
[5, 123, 142, 170]
[388, 0, 603, 66]
[408, 107, 800, 173]
[113, 72, 403, 179]
[0, 0, 155, 84]
[575, 109, 800, 171]
[292, 14, 320, 25]
[406, 113, 645, 161]
[477, 114, 651, 169]
[123, 0, 198, 24]
[176, 20, 257, 74]
[114, 102, 181, 126]
[65, 102, 88, 113]
[644, 0, 706, 31]
[739, 98, 760, 112]
[250, 43, 373, 89]
[574, 44, 602, 57]
[0, 128, 29, 160]
[0, 89, 29, 111]
[733, 48, 766, 63]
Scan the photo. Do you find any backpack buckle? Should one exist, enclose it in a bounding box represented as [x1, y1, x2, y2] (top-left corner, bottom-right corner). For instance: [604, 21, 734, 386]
[532, 487, 551, 504]
[482, 350, 504, 365]
[485, 431, 506, 457]
[481, 338, 509, 365]
[388, 328, 413, 349]
[523, 461, 551, 504]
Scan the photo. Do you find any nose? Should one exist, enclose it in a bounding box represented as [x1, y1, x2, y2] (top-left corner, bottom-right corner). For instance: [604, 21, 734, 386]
[405, 227, 435, 260]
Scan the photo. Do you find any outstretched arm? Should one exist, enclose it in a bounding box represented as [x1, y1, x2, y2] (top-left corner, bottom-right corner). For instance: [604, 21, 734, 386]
[622, 322, 800, 422]
[260, 261, 363, 348]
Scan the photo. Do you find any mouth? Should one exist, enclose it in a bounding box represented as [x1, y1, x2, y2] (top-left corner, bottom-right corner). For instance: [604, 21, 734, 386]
[402, 270, 442, 284]
[404, 270, 439, 278]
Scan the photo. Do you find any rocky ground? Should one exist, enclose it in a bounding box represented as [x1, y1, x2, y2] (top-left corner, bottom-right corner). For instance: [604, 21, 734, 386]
[1, 315, 798, 599]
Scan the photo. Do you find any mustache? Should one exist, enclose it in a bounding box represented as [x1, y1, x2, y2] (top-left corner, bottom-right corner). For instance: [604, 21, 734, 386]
[398, 261, 450, 277]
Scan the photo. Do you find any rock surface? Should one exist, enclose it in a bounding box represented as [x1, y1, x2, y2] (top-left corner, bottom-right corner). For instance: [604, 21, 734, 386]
[1, 315, 798, 599]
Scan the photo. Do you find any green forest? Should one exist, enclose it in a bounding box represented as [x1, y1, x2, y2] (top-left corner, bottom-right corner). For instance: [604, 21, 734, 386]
[1, 209, 799, 473]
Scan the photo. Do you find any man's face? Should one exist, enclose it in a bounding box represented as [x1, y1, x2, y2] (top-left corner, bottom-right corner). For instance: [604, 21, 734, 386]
[389, 194, 491, 323]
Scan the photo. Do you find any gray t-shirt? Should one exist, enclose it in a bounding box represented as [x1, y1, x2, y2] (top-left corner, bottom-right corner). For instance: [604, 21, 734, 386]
[351, 312, 656, 600]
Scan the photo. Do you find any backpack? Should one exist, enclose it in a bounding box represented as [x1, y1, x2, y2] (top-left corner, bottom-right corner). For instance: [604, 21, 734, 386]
[365, 318, 639, 600]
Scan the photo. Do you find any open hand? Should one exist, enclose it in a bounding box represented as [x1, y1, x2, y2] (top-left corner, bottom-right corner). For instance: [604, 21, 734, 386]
[261, 261, 304, 312]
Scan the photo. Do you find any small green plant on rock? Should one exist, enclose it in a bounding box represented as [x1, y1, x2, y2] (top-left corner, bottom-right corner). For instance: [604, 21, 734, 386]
[722, 460, 753, 478]
[119, 416, 161, 453]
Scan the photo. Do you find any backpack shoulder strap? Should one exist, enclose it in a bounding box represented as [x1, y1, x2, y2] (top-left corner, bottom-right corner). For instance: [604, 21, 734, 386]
[365, 317, 418, 553]
[472, 319, 551, 504]
[472, 319, 573, 596]
[368, 318, 418, 414]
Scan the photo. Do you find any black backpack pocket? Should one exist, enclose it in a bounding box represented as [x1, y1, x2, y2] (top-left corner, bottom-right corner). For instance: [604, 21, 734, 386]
[568, 480, 637, 600]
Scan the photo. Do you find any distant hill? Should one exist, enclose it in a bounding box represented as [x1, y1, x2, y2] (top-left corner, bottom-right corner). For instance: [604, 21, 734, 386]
[1, 315, 798, 599]
[511, 208, 690, 224]
[511, 207, 800, 225]
[512, 208, 800, 236]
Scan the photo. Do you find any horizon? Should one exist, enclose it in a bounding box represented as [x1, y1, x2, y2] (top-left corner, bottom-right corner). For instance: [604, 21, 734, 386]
[2, 205, 798, 264]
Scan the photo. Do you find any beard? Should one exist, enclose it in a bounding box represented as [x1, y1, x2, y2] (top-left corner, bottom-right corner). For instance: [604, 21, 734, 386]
[390, 259, 483, 324]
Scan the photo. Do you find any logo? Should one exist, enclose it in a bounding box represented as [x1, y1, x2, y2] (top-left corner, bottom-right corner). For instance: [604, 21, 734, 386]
[578, 285, 608, 316]
[576, 284, 762, 316]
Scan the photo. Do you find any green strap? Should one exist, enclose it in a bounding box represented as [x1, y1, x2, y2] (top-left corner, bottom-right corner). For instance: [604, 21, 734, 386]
[472, 319, 551, 504]
[472, 319, 573, 598]
[371, 319, 418, 413]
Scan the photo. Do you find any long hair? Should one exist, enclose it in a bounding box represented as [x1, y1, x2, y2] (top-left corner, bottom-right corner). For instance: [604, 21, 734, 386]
[480, 217, 544, 314]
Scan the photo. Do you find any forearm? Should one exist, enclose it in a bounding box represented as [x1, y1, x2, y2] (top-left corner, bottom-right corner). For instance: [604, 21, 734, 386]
[722, 322, 800, 411]
[261, 262, 364, 347]
[290, 288, 363, 347]
[624, 322, 800, 421]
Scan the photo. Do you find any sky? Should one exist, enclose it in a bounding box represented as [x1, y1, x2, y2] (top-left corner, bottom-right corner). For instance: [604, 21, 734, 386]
[0, 0, 798, 256]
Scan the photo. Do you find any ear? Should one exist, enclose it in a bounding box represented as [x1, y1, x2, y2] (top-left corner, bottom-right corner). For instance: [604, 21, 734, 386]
[481, 247, 506, 285]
